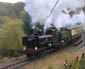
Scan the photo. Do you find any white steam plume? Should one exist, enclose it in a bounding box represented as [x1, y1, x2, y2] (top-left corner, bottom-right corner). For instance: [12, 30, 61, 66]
[54, 11, 85, 28]
[24, 0, 85, 29]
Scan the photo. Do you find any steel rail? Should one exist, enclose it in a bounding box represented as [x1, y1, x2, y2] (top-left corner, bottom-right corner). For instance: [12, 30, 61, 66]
[0, 58, 30, 69]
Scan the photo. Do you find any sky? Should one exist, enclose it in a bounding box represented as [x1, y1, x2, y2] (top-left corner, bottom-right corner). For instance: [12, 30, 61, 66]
[0, 0, 24, 3]
[24, 0, 85, 29]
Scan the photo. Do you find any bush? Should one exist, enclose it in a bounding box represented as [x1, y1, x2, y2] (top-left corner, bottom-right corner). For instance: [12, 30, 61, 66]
[79, 58, 85, 69]
[64, 61, 79, 69]
[65, 56, 85, 69]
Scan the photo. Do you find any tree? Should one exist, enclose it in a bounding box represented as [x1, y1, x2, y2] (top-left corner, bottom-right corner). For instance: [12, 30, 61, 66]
[49, 24, 56, 29]
[0, 2, 24, 17]
[35, 21, 44, 32]
[0, 2, 32, 35]
[82, 7, 85, 12]
[14, 2, 24, 17]
[19, 11, 32, 34]
[69, 11, 75, 17]
[1, 17, 24, 56]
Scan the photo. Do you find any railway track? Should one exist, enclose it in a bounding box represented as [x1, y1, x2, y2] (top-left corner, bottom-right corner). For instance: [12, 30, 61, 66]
[0, 42, 83, 69]
[0, 46, 83, 69]
[74, 41, 84, 51]
[0, 44, 84, 69]
[71, 31, 85, 52]
[0, 58, 31, 69]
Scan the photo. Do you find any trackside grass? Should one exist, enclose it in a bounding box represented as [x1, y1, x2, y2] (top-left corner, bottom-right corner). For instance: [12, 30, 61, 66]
[64, 53, 85, 69]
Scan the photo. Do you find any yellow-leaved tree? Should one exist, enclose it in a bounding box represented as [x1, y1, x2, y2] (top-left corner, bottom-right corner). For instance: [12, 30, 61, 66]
[1, 17, 24, 56]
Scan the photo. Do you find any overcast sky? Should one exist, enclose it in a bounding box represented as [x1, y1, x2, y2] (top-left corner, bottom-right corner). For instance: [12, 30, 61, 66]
[0, 0, 24, 3]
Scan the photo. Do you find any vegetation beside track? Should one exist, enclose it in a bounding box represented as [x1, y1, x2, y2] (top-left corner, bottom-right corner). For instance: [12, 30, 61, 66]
[25, 49, 83, 69]
[64, 53, 85, 69]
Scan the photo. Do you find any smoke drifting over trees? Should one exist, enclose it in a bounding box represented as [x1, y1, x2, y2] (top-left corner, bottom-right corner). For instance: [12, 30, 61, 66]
[24, 0, 85, 29]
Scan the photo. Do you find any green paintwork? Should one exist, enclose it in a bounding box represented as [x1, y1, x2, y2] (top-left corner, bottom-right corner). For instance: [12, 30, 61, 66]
[60, 31, 71, 40]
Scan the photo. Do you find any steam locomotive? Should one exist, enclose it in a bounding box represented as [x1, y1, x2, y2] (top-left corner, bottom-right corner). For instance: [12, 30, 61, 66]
[22, 27, 82, 57]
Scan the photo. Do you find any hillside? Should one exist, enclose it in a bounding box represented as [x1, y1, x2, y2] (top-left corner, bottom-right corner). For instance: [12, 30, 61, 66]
[0, 2, 32, 34]
[0, 2, 24, 17]
[0, 2, 24, 26]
